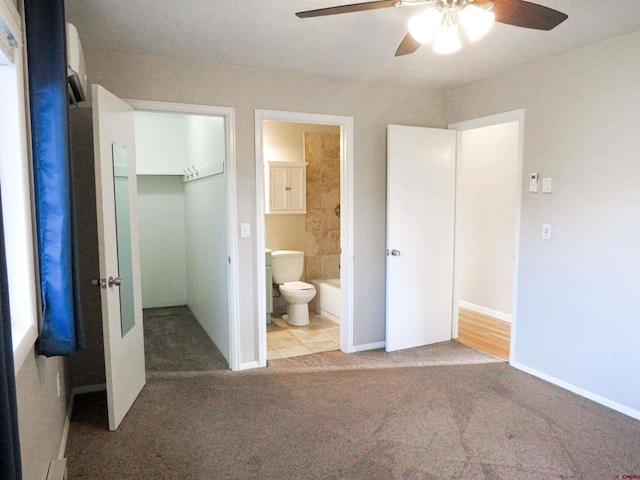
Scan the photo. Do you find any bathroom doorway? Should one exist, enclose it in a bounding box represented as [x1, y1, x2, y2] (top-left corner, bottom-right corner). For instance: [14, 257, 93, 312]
[255, 110, 354, 366]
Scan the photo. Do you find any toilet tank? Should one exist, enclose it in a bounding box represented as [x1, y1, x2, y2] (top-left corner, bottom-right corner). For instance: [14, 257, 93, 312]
[271, 250, 304, 284]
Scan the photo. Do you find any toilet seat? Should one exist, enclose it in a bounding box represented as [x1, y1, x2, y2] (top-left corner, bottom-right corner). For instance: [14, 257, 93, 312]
[281, 281, 314, 291]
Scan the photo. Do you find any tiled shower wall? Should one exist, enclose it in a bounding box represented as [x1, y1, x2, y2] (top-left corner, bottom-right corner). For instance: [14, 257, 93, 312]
[304, 132, 341, 281]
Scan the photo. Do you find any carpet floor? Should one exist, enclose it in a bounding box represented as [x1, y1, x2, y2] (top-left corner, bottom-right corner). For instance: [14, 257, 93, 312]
[143, 306, 228, 374]
[65, 347, 640, 479]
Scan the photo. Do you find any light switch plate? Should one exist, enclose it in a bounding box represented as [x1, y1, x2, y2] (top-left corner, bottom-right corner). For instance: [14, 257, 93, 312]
[542, 177, 552, 193]
[240, 223, 250, 238]
[542, 224, 551, 240]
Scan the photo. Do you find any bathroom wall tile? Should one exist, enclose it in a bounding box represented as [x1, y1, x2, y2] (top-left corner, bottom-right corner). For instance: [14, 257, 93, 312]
[322, 230, 341, 255]
[304, 132, 341, 282]
[321, 254, 341, 280]
[305, 256, 322, 281]
[305, 208, 323, 232]
[304, 231, 321, 257]
[320, 188, 340, 209]
[323, 208, 340, 232]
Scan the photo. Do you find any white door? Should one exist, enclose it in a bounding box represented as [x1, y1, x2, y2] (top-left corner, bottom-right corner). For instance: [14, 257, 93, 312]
[386, 125, 456, 352]
[93, 84, 146, 430]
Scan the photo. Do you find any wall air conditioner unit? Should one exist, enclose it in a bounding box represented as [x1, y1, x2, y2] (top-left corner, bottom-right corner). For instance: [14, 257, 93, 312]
[65, 23, 86, 104]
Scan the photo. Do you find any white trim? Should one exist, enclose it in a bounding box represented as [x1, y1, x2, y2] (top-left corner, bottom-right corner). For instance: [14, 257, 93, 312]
[239, 361, 261, 371]
[352, 341, 385, 352]
[59, 384, 107, 459]
[457, 300, 512, 323]
[12, 326, 37, 375]
[0, 36, 39, 374]
[448, 109, 525, 364]
[512, 362, 640, 421]
[255, 110, 355, 368]
[126, 99, 241, 371]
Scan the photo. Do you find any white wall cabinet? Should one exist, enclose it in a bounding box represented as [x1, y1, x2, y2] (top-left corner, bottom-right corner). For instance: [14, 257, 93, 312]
[266, 161, 307, 214]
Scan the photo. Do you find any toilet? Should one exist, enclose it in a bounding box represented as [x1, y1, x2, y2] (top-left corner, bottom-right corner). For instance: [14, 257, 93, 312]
[271, 250, 316, 326]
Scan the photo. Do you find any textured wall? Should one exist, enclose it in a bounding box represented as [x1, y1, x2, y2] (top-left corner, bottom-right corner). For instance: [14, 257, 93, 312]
[304, 132, 341, 281]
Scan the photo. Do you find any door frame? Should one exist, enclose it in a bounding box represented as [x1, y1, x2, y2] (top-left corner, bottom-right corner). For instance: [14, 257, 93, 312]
[126, 99, 241, 371]
[448, 109, 525, 363]
[255, 110, 355, 366]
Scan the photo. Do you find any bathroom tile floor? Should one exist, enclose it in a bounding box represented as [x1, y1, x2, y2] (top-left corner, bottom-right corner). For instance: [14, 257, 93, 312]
[267, 313, 340, 360]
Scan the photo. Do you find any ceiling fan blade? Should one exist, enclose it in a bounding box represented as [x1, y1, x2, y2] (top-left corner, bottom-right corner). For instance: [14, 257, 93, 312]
[395, 32, 422, 56]
[296, 0, 398, 18]
[488, 0, 568, 31]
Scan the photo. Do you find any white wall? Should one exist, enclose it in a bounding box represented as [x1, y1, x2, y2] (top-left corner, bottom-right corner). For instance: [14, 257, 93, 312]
[135, 111, 189, 308]
[456, 121, 519, 316]
[184, 116, 229, 361]
[448, 30, 640, 418]
[135, 111, 187, 174]
[137, 176, 187, 308]
[81, 47, 449, 361]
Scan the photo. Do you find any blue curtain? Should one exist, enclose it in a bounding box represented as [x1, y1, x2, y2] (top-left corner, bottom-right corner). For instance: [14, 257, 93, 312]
[0, 188, 22, 480]
[25, 0, 84, 356]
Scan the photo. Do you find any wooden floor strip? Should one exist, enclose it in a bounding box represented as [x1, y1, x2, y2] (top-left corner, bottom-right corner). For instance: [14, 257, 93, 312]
[456, 307, 511, 361]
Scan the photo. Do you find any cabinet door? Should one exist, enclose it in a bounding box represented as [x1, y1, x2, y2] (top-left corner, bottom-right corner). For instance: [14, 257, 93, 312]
[269, 166, 289, 211]
[287, 167, 306, 212]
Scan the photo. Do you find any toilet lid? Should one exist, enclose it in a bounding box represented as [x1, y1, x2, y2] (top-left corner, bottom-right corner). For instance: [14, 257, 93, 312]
[282, 281, 314, 290]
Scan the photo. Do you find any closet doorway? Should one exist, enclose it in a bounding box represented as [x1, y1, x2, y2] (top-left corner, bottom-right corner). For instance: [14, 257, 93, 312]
[255, 110, 354, 367]
[128, 100, 240, 371]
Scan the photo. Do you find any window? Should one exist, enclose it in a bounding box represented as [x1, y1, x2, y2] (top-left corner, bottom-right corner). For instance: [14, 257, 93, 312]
[0, 0, 39, 372]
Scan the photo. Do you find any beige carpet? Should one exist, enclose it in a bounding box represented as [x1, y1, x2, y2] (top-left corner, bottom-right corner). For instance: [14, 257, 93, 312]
[65, 344, 640, 479]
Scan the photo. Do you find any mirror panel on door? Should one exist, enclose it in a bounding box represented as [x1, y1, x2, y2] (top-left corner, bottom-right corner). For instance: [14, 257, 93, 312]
[111, 143, 135, 337]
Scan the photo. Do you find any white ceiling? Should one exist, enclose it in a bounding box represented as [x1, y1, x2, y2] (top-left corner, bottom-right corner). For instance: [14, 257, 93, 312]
[64, 0, 640, 89]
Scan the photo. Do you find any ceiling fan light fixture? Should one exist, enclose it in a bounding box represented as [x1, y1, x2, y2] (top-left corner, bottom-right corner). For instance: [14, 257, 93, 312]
[458, 4, 495, 42]
[407, 7, 440, 44]
[433, 23, 461, 54]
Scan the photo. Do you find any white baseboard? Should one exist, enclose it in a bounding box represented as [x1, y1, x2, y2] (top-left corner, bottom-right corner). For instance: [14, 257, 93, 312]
[458, 300, 512, 323]
[239, 361, 261, 371]
[512, 362, 640, 421]
[59, 384, 107, 459]
[352, 341, 385, 352]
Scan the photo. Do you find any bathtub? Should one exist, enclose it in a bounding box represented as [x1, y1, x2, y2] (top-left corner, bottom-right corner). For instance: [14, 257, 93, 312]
[311, 278, 340, 325]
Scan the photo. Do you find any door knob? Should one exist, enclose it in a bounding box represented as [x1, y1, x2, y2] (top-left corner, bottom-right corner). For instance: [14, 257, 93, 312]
[108, 276, 123, 287]
[391, 249, 401, 256]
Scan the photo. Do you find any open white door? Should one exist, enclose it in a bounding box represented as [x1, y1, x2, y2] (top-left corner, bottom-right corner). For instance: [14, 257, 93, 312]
[386, 125, 456, 352]
[93, 84, 146, 430]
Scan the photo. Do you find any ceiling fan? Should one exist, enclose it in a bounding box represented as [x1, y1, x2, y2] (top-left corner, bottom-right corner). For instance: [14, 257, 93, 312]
[296, 0, 568, 56]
